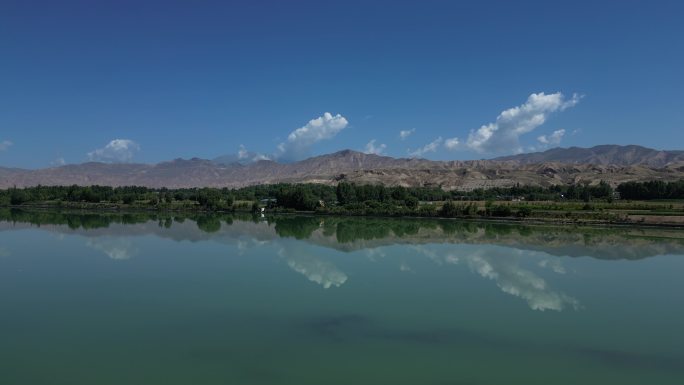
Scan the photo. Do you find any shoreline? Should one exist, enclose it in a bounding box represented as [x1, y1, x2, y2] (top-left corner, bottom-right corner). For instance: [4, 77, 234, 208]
[3, 204, 684, 230]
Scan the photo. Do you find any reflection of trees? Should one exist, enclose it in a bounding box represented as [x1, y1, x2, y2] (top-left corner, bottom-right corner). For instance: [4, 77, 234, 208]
[336, 220, 390, 243]
[320, 218, 438, 243]
[273, 217, 320, 239]
[438, 220, 478, 235]
[196, 215, 222, 233]
[0, 208, 151, 229]
[2, 209, 684, 260]
[0, 209, 244, 232]
[483, 223, 514, 237]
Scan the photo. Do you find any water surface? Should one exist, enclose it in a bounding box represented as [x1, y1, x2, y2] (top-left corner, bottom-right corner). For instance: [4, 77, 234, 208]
[1, 210, 683, 384]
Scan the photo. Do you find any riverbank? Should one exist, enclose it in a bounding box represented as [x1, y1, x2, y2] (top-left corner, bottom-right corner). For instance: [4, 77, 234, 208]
[3, 199, 684, 228]
[2, 182, 684, 227]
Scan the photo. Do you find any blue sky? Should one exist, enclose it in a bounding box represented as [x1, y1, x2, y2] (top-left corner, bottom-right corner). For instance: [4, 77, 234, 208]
[1, 0, 683, 168]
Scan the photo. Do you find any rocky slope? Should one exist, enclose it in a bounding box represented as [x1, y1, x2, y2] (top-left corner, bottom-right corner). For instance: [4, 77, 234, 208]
[1, 147, 683, 189]
[494, 145, 684, 167]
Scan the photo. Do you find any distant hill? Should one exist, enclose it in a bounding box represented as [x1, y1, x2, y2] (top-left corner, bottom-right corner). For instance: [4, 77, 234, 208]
[494, 145, 684, 167]
[1, 147, 684, 189]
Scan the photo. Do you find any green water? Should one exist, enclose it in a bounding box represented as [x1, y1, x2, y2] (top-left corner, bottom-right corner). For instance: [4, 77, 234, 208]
[1, 211, 683, 384]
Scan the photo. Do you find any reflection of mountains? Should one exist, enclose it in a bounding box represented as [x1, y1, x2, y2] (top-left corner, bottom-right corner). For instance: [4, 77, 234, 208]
[1, 209, 683, 260]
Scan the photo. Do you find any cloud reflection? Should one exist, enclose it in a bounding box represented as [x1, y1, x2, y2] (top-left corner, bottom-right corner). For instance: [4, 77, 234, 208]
[236, 238, 270, 255]
[87, 238, 138, 260]
[414, 245, 579, 311]
[463, 253, 579, 311]
[538, 258, 567, 274]
[364, 247, 387, 262]
[279, 247, 348, 289]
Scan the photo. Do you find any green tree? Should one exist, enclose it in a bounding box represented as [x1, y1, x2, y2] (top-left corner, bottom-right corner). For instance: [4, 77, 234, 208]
[336, 182, 356, 204]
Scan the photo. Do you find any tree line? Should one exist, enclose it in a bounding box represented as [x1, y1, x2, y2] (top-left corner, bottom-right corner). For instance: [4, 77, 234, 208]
[1, 180, 681, 214]
[0, 185, 236, 210]
[616, 180, 684, 200]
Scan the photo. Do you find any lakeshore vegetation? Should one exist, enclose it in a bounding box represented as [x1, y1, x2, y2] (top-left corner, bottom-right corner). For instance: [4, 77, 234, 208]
[1, 180, 684, 224]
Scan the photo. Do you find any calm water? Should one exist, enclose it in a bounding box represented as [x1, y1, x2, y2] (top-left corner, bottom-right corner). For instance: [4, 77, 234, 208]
[1, 210, 683, 384]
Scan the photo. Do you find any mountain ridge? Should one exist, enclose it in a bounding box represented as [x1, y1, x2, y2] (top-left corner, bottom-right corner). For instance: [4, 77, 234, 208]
[2, 145, 683, 189]
[493, 144, 684, 167]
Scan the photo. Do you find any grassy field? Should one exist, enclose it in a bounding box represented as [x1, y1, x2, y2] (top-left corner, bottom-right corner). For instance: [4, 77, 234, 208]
[432, 199, 684, 225]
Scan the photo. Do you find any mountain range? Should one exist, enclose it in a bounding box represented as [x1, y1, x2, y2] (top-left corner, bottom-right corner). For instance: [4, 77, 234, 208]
[1, 145, 683, 189]
[494, 145, 684, 167]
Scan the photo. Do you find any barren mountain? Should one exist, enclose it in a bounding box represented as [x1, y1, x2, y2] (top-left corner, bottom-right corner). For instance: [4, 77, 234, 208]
[1, 146, 683, 190]
[494, 145, 684, 167]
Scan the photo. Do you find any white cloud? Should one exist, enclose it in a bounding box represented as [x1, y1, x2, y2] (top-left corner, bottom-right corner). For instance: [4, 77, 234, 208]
[537, 129, 565, 146]
[364, 139, 387, 155]
[52, 157, 66, 166]
[235, 144, 271, 164]
[276, 112, 348, 161]
[0, 140, 13, 151]
[87, 139, 140, 163]
[444, 137, 460, 150]
[252, 153, 271, 162]
[408, 137, 443, 158]
[466, 92, 580, 154]
[399, 128, 415, 140]
[237, 144, 249, 160]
